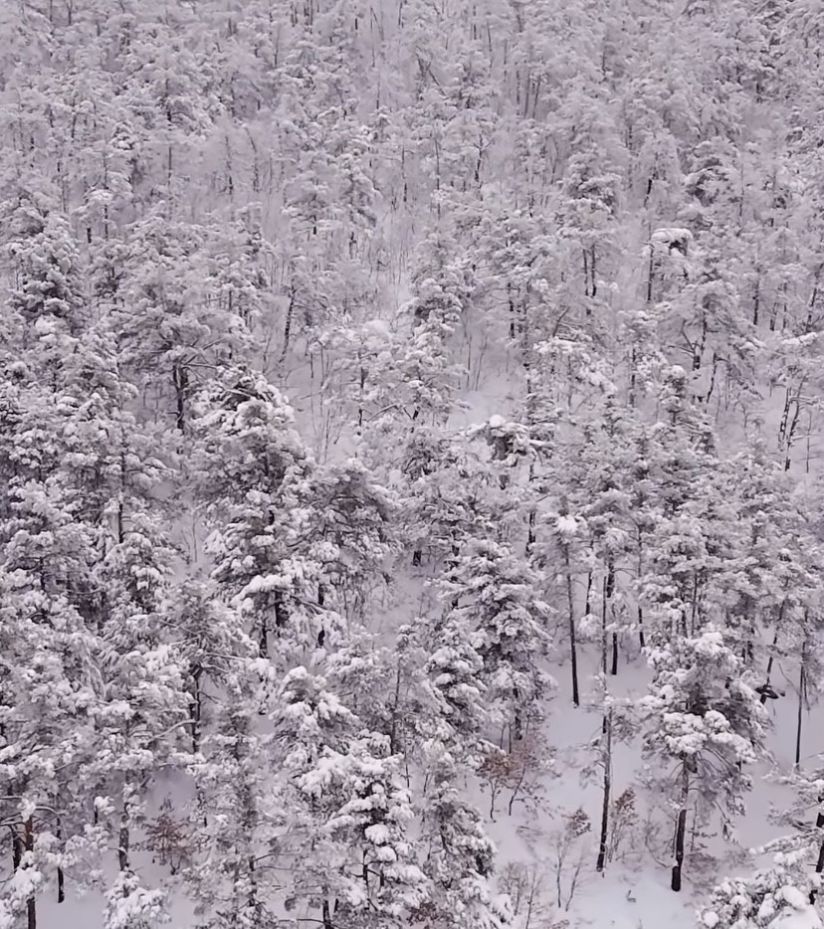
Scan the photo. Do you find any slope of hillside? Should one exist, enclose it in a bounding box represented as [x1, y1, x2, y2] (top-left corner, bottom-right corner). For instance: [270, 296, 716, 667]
[3, 2, 824, 929]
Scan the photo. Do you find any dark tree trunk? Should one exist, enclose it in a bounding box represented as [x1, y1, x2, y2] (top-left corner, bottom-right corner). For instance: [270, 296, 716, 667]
[671, 767, 689, 892]
[796, 656, 806, 768]
[357, 366, 366, 430]
[761, 623, 780, 704]
[601, 576, 609, 677]
[56, 819, 64, 903]
[247, 855, 257, 910]
[595, 709, 612, 872]
[590, 244, 597, 298]
[274, 590, 289, 630]
[280, 288, 295, 364]
[508, 280, 515, 341]
[562, 544, 580, 707]
[753, 273, 760, 326]
[389, 660, 403, 755]
[172, 362, 188, 432]
[118, 802, 130, 873]
[190, 663, 202, 753]
[24, 817, 36, 929]
[526, 506, 536, 553]
[11, 827, 22, 871]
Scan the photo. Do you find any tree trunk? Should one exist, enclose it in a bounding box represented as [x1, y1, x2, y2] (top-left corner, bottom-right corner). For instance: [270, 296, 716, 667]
[605, 560, 618, 675]
[274, 589, 289, 630]
[280, 288, 295, 364]
[519, 298, 532, 399]
[24, 816, 36, 929]
[601, 576, 609, 677]
[507, 281, 516, 339]
[526, 460, 537, 553]
[357, 365, 366, 430]
[671, 766, 689, 892]
[11, 827, 22, 871]
[562, 543, 580, 707]
[590, 244, 597, 298]
[760, 622, 780, 704]
[247, 855, 257, 911]
[118, 799, 130, 873]
[795, 655, 806, 768]
[56, 819, 64, 903]
[637, 534, 646, 647]
[753, 271, 760, 326]
[389, 660, 403, 755]
[513, 686, 523, 743]
[172, 362, 188, 432]
[190, 662, 202, 753]
[595, 708, 612, 872]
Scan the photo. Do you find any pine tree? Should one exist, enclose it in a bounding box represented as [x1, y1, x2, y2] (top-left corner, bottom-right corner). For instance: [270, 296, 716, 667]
[191, 365, 319, 658]
[268, 668, 426, 928]
[641, 629, 766, 891]
[701, 857, 822, 929]
[0, 176, 107, 926]
[417, 750, 510, 929]
[188, 677, 274, 929]
[436, 539, 550, 745]
[118, 215, 251, 431]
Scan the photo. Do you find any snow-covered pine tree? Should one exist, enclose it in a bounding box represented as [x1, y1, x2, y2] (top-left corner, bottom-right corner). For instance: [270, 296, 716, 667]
[641, 629, 766, 891]
[268, 667, 426, 928]
[191, 365, 320, 658]
[701, 856, 822, 929]
[435, 539, 551, 746]
[416, 748, 511, 929]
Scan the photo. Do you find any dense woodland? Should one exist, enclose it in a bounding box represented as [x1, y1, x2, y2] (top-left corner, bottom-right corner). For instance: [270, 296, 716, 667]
[3, 0, 824, 927]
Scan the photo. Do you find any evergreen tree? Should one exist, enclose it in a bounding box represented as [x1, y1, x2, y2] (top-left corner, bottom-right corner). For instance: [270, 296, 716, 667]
[268, 668, 426, 928]
[641, 629, 766, 891]
[416, 751, 510, 929]
[436, 539, 550, 744]
[191, 366, 319, 658]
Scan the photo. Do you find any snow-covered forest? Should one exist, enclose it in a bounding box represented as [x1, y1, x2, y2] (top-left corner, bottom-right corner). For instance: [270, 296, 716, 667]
[3, 1, 824, 927]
